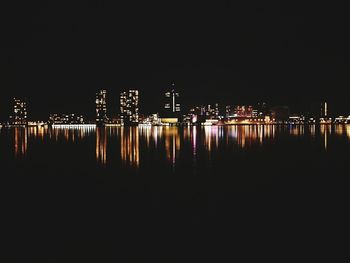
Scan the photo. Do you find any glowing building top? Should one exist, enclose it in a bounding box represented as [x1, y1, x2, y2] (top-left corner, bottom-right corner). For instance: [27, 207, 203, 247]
[321, 101, 328, 117]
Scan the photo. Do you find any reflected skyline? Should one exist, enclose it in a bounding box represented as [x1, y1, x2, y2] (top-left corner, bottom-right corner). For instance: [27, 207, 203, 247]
[224, 125, 276, 149]
[289, 124, 305, 137]
[163, 127, 180, 168]
[2, 124, 350, 168]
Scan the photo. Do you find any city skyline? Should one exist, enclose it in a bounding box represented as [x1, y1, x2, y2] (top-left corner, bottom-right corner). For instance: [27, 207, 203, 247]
[1, 83, 348, 121]
[0, 84, 347, 124]
[2, 2, 350, 120]
[2, 2, 350, 260]
[2, 86, 349, 126]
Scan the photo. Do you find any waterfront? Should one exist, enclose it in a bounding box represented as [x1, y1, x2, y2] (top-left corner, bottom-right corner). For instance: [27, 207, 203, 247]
[2, 124, 350, 260]
[2, 124, 350, 182]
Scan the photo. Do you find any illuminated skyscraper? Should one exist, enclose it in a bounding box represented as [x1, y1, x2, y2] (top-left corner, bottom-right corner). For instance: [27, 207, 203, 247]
[10, 98, 27, 126]
[120, 89, 139, 125]
[321, 101, 328, 117]
[164, 83, 180, 117]
[96, 90, 108, 125]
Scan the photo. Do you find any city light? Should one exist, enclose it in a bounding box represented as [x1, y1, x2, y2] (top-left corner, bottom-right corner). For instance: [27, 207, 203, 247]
[96, 90, 108, 125]
[120, 90, 139, 125]
[1, 88, 349, 128]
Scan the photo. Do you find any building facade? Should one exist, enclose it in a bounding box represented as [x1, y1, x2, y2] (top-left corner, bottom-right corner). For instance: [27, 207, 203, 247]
[163, 84, 180, 117]
[120, 89, 139, 125]
[96, 90, 108, 125]
[10, 98, 27, 126]
[321, 101, 328, 117]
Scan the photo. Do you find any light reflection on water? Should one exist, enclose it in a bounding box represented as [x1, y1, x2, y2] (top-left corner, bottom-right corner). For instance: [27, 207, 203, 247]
[163, 127, 180, 168]
[14, 127, 27, 157]
[225, 125, 275, 148]
[96, 127, 107, 165]
[120, 127, 139, 168]
[51, 125, 95, 142]
[334, 124, 350, 137]
[289, 124, 305, 136]
[320, 124, 332, 151]
[2, 124, 350, 168]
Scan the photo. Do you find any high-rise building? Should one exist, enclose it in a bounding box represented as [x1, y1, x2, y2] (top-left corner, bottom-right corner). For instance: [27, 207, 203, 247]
[120, 89, 139, 125]
[319, 101, 331, 124]
[10, 98, 27, 126]
[321, 101, 328, 117]
[96, 90, 108, 125]
[164, 83, 180, 117]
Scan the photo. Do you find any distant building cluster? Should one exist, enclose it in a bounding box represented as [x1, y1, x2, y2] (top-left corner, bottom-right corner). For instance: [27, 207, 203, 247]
[49, 114, 85, 125]
[1, 85, 350, 127]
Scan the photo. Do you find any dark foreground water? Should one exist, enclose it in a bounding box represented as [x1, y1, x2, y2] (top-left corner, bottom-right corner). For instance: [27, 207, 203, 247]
[2, 124, 349, 190]
[1, 125, 350, 261]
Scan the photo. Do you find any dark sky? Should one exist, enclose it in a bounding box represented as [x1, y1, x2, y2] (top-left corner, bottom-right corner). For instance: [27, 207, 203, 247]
[1, 1, 349, 120]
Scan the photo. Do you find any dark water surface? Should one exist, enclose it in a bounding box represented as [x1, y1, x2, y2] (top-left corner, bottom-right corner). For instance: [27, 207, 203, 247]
[2, 124, 349, 189]
[2, 125, 350, 261]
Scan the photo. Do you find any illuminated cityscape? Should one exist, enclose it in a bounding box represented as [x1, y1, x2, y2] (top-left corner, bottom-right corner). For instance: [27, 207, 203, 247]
[2, 89, 349, 176]
[3, 2, 350, 260]
[1, 90, 350, 127]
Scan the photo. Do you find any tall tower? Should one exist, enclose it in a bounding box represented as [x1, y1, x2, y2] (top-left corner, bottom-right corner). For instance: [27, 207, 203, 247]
[321, 101, 328, 117]
[120, 89, 139, 125]
[96, 90, 108, 125]
[11, 98, 27, 126]
[164, 83, 180, 117]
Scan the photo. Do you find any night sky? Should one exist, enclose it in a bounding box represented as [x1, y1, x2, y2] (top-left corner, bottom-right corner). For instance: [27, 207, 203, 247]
[1, 1, 349, 120]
